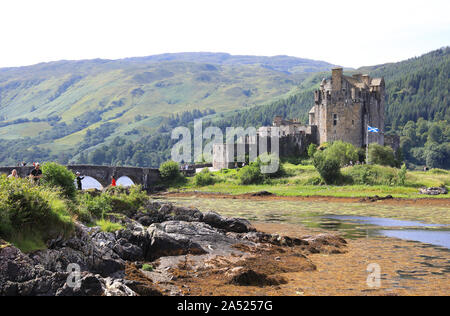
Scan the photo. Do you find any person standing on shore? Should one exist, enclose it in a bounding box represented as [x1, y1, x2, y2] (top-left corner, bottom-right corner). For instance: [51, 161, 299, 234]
[111, 176, 117, 187]
[76, 172, 84, 190]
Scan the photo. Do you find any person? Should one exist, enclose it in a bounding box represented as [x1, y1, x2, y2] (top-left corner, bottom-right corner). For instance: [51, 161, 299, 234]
[30, 163, 42, 184]
[21, 161, 27, 167]
[76, 172, 84, 190]
[8, 169, 19, 179]
[111, 176, 117, 187]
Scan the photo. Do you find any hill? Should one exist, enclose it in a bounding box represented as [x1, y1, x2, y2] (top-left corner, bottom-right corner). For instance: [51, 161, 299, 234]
[0, 53, 338, 165]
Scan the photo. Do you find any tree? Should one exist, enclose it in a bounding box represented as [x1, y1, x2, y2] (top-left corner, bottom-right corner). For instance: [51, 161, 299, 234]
[324, 141, 359, 166]
[313, 151, 341, 184]
[159, 161, 183, 183]
[428, 125, 442, 143]
[368, 144, 396, 167]
[41, 162, 76, 199]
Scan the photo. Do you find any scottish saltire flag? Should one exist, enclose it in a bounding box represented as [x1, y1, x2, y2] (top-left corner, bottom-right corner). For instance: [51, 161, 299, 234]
[367, 126, 379, 133]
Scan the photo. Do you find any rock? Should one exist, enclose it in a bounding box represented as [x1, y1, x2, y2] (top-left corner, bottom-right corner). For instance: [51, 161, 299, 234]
[134, 203, 204, 226]
[0, 245, 69, 296]
[114, 238, 143, 261]
[202, 211, 255, 233]
[251, 191, 274, 197]
[80, 274, 103, 296]
[419, 187, 448, 195]
[103, 278, 137, 296]
[146, 222, 207, 261]
[227, 268, 287, 286]
[360, 195, 393, 202]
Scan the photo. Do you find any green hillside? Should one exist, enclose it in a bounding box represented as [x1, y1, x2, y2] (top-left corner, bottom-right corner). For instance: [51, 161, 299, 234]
[0, 49, 448, 169]
[0, 53, 337, 166]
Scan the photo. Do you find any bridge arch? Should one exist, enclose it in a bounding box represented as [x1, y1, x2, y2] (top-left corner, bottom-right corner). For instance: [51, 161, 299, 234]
[0, 165, 161, 192]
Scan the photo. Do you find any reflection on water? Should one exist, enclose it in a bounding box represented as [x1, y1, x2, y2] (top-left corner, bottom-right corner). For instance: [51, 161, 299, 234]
[165, 197, 450, 249]
[380, 230, 450, 249]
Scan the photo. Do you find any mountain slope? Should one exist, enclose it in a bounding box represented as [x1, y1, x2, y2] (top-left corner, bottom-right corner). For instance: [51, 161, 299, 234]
[0, 53, 337, 165]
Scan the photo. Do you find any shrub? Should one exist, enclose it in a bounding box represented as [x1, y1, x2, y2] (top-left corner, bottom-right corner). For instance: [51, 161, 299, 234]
[256, 154, 285, 178]
[159, 160, 184, 184]
[238, 163, 264, 185]
[80, 185, 148, 219]
[343, 165, 398, 186]
[368, 144, 396, 167]
[313, 152, 341, 184]
[78, 193, 112, 219]
[96, 219, 124, 233]
[41, 162, 76, 199]
[307, 143, 317, 158]
[324, 141, 359, 166]
[398, 164, 407, 185]
[0, 175, 74, 252]
[193, 169, 215, 186]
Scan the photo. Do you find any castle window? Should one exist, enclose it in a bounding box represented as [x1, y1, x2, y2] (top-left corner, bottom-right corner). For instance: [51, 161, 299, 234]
[333, 114, 338, 126]
[352, 120, 354, 126]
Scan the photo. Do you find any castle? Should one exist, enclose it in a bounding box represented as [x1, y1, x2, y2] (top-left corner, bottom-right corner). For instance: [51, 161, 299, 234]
[213, 68, 398, 169]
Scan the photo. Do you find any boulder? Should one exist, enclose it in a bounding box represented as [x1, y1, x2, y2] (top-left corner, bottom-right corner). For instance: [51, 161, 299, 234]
[202, 211, 255, 233]
[0, 245, 69, 296]
[146, 222, 207, 261]
[419, 187, 448, 195]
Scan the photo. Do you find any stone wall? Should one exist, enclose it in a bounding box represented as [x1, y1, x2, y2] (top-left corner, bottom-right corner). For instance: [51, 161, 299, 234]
[0, 165, 161, 191]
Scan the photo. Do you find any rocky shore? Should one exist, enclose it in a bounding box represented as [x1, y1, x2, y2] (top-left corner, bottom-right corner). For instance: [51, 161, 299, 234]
[0, 200, 347, 296]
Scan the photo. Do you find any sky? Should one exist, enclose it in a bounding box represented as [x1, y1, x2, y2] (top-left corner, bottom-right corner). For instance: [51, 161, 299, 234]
[0, 0, 449, 68]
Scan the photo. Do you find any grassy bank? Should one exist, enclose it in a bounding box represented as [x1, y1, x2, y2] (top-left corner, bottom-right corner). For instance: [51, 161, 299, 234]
[0, 163, 152, 252]
[173, 164, 450, 199]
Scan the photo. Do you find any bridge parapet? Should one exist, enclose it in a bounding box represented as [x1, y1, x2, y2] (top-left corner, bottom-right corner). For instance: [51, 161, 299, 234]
[0, 165, 161, 191]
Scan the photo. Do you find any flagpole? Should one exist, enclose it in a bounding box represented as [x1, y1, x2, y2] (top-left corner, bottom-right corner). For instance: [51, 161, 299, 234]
[366, 123, 369, 164]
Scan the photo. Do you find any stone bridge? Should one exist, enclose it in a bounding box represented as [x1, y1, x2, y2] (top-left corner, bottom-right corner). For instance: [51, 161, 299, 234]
[0, 165, 161, 190]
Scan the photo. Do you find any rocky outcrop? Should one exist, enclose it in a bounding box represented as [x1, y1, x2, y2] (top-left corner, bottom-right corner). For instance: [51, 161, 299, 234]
[202, 211, 255, 233]
[0, 200, 347, 296]
[419, 187, 448, 195]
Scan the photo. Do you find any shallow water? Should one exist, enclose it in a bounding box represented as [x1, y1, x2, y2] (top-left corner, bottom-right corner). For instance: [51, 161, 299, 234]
[164, 197, 450, 249]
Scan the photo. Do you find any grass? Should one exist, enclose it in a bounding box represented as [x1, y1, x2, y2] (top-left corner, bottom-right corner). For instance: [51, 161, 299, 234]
[0, 167, 149, 252]
[142, 264, 154, 272]
[95, 219, 124, 233]
[174, 164, 450, 199]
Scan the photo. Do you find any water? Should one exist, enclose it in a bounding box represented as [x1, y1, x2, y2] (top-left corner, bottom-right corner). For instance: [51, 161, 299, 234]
[165, 197, 450, 249]
[311, 215, 450, 249]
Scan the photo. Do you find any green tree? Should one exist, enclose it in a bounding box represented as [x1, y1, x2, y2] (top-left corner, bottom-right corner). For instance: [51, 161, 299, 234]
[238, 163, 264, 185]
[313, 151, 341, 184]
[368, 144, 396, 167]
[324, 141, 359, 166]
[41, 162, 76, 199]
[159, 160, 183, 183]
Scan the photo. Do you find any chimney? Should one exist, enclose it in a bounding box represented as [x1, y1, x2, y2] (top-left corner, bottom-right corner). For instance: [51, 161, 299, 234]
[362, 74, 370, 86]
[352, 73, 362, 81]
[332, 67, 343, 90]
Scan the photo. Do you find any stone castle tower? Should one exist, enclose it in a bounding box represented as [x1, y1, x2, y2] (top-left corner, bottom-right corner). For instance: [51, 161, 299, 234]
[308, 67, 385, 147]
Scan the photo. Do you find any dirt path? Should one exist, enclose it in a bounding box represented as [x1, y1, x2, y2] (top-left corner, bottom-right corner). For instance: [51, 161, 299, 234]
[159, 191, 450, 207]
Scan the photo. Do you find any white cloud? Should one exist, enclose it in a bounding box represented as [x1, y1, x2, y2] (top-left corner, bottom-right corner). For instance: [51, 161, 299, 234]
[0, 0, 449, 68]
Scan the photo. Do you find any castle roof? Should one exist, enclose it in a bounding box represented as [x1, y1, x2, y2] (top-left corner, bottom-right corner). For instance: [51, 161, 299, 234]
[370, 78, 384, 86]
